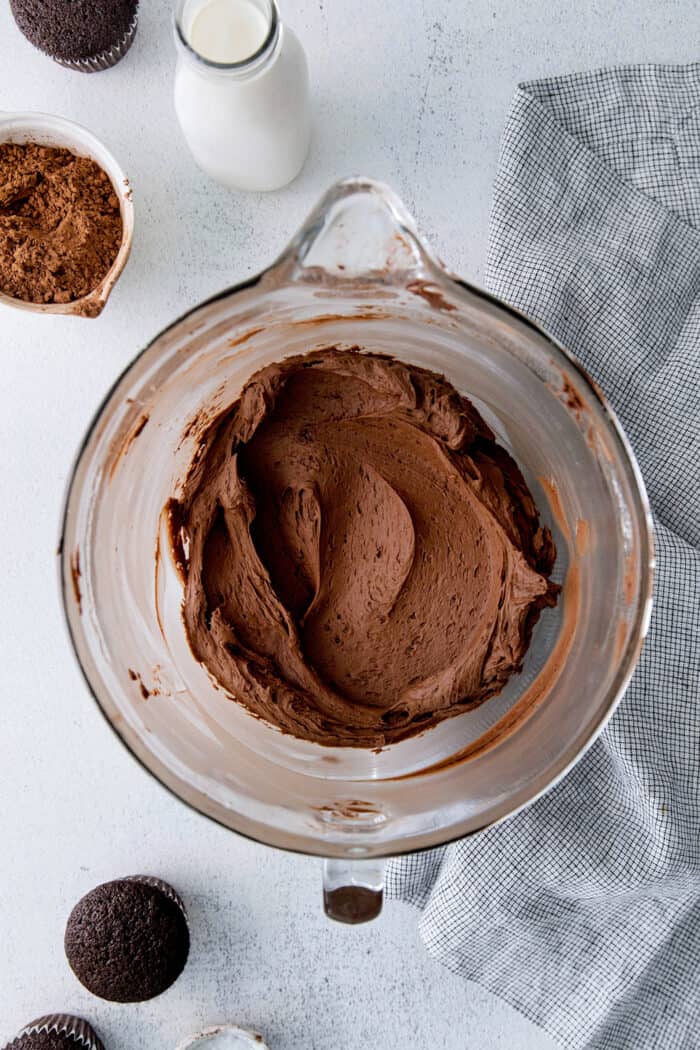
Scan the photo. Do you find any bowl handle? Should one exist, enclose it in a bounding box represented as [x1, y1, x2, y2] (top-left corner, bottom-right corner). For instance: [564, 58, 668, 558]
[268, 177, 439, 287]
[322, 856, 386, 924]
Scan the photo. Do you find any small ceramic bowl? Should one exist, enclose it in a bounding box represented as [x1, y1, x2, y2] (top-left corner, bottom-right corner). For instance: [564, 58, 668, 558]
[0, 110, 134, 318]
[176, 1026, 269, 1049]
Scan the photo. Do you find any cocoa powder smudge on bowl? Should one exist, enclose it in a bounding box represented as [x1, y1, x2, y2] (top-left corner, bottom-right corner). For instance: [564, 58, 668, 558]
[0, 141, 123, 308]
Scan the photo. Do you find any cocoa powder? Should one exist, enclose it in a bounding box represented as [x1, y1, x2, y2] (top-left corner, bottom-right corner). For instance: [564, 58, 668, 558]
[0, 142, 123, 307]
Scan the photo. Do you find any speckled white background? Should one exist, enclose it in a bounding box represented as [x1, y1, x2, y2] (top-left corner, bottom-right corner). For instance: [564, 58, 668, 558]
[0, 2, 695, 1047]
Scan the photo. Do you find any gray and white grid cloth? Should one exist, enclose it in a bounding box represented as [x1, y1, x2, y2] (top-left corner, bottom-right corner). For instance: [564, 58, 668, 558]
[388, 64, 700, 1050]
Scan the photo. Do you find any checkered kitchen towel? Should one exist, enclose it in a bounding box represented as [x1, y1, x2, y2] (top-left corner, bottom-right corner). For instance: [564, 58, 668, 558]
[388, 65, 700, 1050]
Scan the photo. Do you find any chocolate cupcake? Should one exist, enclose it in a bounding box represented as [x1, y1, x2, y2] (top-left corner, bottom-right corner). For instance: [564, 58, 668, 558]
[4, 1014, 105, 1050]
[10, 0, 139, 73]
[64, 876, 189, 1002]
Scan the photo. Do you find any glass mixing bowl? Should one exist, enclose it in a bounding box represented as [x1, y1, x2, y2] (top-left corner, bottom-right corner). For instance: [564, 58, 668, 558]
[60, 178, 653, 922]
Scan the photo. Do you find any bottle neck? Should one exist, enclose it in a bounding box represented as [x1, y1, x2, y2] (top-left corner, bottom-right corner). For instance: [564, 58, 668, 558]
[174, 0, 280, 80]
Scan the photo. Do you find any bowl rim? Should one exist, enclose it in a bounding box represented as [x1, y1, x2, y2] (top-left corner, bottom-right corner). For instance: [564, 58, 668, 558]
[0, 110, 134, 318]
[57, 189, 655, 859]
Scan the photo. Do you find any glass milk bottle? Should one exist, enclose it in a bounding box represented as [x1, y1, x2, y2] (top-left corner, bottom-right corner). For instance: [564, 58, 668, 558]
[174, 0, 311, 191]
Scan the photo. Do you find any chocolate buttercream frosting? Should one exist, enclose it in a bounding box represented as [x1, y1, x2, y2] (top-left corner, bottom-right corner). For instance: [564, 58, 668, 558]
[169, 348, 558, 748]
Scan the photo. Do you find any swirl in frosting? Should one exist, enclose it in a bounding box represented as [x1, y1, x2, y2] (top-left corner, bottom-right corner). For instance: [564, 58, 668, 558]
[169, 348, 558, 748]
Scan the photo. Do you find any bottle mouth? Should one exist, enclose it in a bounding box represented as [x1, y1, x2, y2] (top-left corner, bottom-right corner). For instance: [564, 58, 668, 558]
[173, 0, 279, 74]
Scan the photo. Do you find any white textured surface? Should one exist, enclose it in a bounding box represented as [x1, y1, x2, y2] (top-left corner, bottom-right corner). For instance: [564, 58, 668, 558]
[0, 2, 693, 1048]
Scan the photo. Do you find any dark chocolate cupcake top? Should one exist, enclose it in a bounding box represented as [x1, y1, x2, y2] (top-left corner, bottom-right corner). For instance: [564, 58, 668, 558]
[64, 877, 189, 1003]
[10, 0, 138, 62]
[4, 1014, 104, 1050]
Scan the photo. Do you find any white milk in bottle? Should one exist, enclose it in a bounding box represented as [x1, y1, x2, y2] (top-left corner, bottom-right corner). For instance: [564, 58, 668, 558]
[174, 0, 311, 191]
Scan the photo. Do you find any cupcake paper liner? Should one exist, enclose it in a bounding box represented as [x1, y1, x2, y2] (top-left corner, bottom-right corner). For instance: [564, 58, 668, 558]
[124, 874, 189, 925]
[17, 1015, 104, 1050]
[54, 15, 138, 74]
